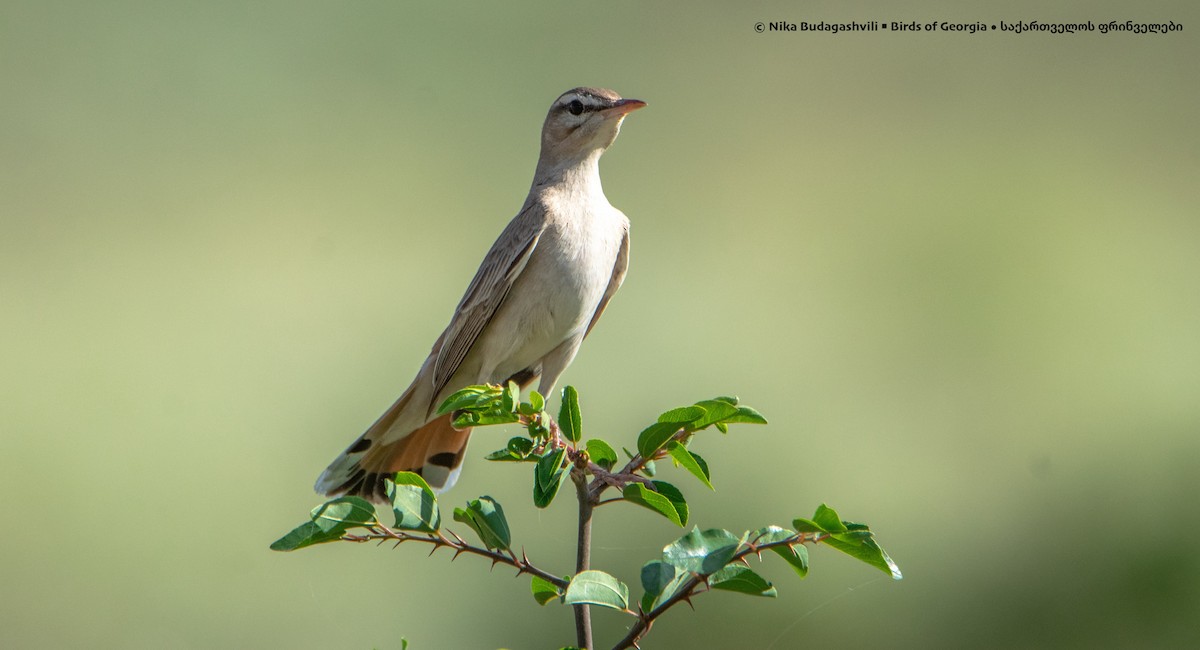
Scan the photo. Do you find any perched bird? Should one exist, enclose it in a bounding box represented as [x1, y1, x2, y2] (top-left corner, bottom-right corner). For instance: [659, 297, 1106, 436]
[315, 87, 645, 503]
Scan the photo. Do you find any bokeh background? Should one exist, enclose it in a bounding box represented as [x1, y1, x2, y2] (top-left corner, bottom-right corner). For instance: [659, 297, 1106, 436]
[3, 1, 1198, 648]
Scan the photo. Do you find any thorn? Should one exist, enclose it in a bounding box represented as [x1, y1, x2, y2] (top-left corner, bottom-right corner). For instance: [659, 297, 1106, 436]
[490, 558, 501, 571]
[427, 545, 439, 557]
[393, 541, 403, 549]
[451, 548, 466, 561]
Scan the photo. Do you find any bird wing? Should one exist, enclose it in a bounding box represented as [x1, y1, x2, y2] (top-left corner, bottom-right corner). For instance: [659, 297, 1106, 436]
[584, 222, 630, 338]
[431, 205, 545, 402]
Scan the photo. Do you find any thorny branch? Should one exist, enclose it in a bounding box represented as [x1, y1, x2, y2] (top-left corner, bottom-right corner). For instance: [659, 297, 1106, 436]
[342, 399, 789, 649]
[584, 426, 692, 503]
[342, 527, 568, 590]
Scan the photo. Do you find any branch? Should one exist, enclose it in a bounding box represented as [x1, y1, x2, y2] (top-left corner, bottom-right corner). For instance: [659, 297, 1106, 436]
[585, 426, 689, 502]
[342, 527, 569, 589]
[573, 466, 595, 649]
[610, 532, 830, 650]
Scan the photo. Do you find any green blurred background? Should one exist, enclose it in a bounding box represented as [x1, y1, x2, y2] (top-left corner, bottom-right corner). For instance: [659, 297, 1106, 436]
[3, 1, 1198, 648]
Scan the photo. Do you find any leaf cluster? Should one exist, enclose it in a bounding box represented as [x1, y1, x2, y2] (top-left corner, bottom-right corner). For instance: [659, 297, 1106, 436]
[271, 385, 900, 649]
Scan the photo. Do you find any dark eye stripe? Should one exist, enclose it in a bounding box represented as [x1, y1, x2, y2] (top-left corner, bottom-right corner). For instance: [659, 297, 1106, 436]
[559, 94, 610, 114]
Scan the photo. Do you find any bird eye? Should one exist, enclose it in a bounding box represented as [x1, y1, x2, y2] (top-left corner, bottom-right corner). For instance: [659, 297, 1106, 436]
[567, 99, 584, 116]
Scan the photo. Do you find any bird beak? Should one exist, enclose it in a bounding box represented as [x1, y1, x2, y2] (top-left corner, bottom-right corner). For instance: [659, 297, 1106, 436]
[604, 99, 647, 116]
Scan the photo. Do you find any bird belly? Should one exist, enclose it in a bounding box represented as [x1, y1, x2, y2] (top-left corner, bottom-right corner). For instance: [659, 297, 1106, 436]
[471, 213, 621, 384]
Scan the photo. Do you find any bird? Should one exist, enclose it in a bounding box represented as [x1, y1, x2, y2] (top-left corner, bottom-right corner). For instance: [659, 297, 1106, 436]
[315, 87, 645, 503]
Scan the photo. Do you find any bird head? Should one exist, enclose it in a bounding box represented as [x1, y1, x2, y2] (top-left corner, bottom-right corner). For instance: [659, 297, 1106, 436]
[536, 87, 645, 178]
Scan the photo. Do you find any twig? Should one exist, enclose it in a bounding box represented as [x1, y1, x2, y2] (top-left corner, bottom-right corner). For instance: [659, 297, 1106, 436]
[572, 467, 595, 649]
[342, 527, 568, 589]
[586, 427, 690, 502]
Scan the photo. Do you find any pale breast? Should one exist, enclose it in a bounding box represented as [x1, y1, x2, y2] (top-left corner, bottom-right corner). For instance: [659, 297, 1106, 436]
[472, 197, 627, 380]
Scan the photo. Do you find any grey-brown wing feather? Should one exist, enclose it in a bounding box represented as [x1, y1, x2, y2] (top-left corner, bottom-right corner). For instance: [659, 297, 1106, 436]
[431, 207, 545, 401]
[584, 224, 630, 338]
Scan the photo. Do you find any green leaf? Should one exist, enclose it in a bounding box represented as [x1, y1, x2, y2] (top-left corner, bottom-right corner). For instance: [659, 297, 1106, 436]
[436, 385, 496, 416]
[536, 449, 568, 490]
[533, 449, 569, 509]
[484, 436, 536, 462]
[558, 385, 583, 443]
[389, 472, 441, 532]
[564, 570, 631, 613]
[508, 437, 534, 455]
[637, 421, 681, 459]
[524, 412, 550, 438]
[270, 496, 379, 551]
[310, 496, 378, 531]
[452, 404, 520, 428]
[585, 439, 618, 471]
[792, 517, 823, 534]
[750, 525, 797, 545]
[452, 496, 511, 551]
[812, 503, 849, 533]
[438, 383, 523, 427]
[688, 400, 740, 430]
[824, 526, 903, 580]
[652, 481, 687, 524]
[639, 560, 690, 613]
[751, 526, 808, 578]
[657, 405, 706, 425]
[711, 395, 739, 406]
[484, 448, 520, 461]
[667, 441, 713, 489]
[715, 422, 729, 434]
[531, 575, 562, 606]
[502, 380, 520, 413]
[638, 563, 696, 614]
[723, 405, 768, 425]
[662, 527, 743, 576]
[270, 521, 342, 551]
[689, 451, 709, 480]
[529, 390, 545, 413]
[793, 505, 901, 580]
[467, 409, 521, 427]
[709, 565, 777, 597]
[622, 481, 687, 527]
[771, 544, 809, 578]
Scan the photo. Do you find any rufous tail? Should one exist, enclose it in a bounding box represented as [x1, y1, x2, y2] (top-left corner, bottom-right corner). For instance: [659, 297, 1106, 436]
[314, 387, 471, 503]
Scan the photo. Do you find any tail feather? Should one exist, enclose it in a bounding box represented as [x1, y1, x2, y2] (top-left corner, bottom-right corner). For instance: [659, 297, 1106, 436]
[314, 362, 540, 504]
[315, 413, 471, 503]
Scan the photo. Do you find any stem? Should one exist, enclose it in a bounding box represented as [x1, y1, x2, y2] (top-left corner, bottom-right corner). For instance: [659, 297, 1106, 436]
[342, 528, 568, 589]
[586, 426, 689, 503]
[573, 468, 595, 649]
